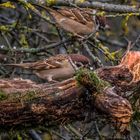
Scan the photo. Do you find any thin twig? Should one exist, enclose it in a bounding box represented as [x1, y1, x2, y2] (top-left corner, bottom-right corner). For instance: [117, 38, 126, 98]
[94, 121, 103, 139]
[0, 38, 72, 54]
[82, 42, 103, 68]
[131, 35, 140, 49]
[50, 0, 140, 13]
[1, 33, 13, 53]
[52, 130, 67, 140]
[28, 129, 42, 140]
[66, 124, 83, 138]
[97, 35, 126, 48]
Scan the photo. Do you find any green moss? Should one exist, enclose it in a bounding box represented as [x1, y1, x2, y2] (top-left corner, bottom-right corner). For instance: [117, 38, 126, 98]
[46, 0, 56, 6]
[0, 90, 38, 103]
[24, 90, 37, 101]
[0, 90, 8, 101]
[76, 68, 110, 92]
[11, 90, 37, 102]
[16, 133, 22, 140]
[0, 1, 15, 8]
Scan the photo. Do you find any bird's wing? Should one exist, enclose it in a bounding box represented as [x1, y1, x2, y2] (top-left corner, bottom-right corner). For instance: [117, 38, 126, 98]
[57, 8, 94, 24]
[4, 55, 67, 70]
[47, 7, 95, 35]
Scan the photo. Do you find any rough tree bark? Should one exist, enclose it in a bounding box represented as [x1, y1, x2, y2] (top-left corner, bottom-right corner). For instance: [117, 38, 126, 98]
[0, 68, 133, 132]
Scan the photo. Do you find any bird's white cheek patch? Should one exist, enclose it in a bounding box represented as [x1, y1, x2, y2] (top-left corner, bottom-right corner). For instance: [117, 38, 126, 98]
[59, 18, 67, 23]
[90, 67, 94, 70]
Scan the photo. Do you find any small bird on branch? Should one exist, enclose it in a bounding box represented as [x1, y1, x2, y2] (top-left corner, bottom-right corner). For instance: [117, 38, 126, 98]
[47, 7, 108, 37]
[31, 2, 109, 37]
[4, 54, 91, 82]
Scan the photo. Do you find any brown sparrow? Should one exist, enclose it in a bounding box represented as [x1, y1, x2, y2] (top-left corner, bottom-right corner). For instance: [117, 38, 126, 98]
[47, 7, 108, 37]
[5, 54, 91, 82]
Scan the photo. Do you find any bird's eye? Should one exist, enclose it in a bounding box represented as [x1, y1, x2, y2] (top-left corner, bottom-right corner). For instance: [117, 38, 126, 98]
[75, 62, 84, 67]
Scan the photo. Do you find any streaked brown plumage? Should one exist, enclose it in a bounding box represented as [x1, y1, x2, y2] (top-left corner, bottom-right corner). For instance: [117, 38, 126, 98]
[47, 7, 108, 36]
[5, 54, 91, 82]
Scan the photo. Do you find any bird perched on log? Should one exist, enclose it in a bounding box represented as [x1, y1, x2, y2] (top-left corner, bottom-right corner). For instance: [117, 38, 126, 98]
[45, 6, 108, 37]
[5, 54, 91, 82]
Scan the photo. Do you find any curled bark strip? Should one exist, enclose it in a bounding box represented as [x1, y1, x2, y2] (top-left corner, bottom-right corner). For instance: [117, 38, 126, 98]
[94, 88, 133, 132]
[120, 51, 140, 83]
[96, 51, 140, 92]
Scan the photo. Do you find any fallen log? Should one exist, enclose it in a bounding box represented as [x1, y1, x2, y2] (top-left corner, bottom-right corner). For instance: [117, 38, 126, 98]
[0, 78, 87, 128]
[0, 69, 133, 132]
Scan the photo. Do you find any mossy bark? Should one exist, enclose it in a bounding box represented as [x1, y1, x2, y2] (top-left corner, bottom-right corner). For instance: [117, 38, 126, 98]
[0, 69, 133, 132]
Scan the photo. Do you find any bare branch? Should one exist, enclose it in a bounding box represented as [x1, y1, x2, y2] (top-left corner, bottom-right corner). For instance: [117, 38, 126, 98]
[45, 0, 140, 13]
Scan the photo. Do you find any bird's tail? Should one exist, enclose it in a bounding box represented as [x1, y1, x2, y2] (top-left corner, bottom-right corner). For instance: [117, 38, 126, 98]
[3, 63, 32, 69]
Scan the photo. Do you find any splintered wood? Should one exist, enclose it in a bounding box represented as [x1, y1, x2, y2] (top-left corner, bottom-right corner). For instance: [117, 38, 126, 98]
[96, 51, 140, 92]
[120, 51, 140, 83]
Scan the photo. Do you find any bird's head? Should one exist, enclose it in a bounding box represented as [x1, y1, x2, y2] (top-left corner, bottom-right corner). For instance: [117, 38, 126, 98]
[69, 54, 92, 69]
[95, 15, 110, 30]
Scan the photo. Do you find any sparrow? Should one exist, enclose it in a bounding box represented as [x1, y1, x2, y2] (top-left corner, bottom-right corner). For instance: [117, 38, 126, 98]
[46, 7, 108, 37]
[5, 54, 91, 82]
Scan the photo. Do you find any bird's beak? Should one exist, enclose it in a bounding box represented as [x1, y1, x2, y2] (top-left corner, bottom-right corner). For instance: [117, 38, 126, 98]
[89, 66, 94, 71]
[87, 63, 94, 71]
